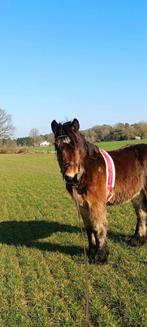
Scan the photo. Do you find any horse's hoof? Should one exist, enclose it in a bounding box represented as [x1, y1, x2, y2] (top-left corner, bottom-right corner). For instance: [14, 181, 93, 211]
[88, 248, 96, 264]
[94, 247, 109, 265]
[128, 235, 147, 247]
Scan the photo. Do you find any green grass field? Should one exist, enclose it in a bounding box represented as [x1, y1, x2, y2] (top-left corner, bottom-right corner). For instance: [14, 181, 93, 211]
[0, 140, 147, 327]
[97, 139, 147, 150]
[32, 139, 147, 153]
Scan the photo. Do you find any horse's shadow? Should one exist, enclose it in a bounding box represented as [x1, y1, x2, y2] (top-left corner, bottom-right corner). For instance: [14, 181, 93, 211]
[108, 230, 129, 245]
[0, 220, 130, 257]
[0, 220, 82, 256]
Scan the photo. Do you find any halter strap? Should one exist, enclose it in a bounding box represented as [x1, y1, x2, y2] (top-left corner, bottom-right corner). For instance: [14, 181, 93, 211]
[99, 148, 116, 202]
[57, 134, 68, 139]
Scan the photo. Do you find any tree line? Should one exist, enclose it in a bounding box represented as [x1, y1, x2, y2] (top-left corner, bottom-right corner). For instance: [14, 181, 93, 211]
[82, 122, 147, 143]
[0, 108, 147, 147]
[17, 128, 53, 147]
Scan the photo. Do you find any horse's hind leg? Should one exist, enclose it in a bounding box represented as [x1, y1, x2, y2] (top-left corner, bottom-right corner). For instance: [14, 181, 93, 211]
[130, 191, 147, 246]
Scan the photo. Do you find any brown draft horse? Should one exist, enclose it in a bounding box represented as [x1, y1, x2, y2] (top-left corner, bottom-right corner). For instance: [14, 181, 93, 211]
[51, 118, 147, 264]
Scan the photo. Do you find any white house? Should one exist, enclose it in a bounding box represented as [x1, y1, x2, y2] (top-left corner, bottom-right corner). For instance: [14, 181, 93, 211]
[40, 141, 50, 146]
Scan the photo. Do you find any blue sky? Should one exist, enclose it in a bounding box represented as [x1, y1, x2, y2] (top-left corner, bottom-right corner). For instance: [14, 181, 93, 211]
[0, 0, 147, 137]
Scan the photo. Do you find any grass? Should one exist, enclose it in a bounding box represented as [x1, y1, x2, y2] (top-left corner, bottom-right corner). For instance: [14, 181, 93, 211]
[97, 138, 147, 150]
[0, 140, 147, 326]
[31, 146, 54, 153]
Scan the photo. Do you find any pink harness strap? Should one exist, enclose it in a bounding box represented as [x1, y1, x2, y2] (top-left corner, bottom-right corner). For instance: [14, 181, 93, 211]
[99, 148, 116, 202]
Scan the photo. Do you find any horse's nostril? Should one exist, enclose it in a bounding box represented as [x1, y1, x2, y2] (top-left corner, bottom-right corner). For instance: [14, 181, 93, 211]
[64, 175, 74, 182]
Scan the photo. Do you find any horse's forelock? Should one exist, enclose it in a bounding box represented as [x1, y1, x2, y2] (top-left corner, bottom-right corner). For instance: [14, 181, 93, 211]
[55, 121, 89, 160]
[62, 122, 79, 144]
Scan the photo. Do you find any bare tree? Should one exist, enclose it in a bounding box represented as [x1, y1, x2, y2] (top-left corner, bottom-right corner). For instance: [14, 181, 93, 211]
[30, 128, 39, 146]
[0, 108, 15, 139]
[47, 133, 54, 144]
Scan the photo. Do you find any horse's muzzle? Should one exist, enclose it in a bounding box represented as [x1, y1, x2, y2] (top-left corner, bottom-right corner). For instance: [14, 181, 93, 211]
[64, 175, 75, 183]
[62, 161, 80, 181]
[64, 174, 78, 184]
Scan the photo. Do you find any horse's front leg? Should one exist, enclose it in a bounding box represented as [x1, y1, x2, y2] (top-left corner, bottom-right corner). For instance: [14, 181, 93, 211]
[86, 227, 96, 259]
[90, 203, 109, 264]
[79, 202, 97, 259]
[79, 199, 109, 264]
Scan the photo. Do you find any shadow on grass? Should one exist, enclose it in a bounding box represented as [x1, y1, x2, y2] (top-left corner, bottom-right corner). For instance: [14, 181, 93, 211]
[108, 230, 129, 245]
[0, 220, 131, 256]
[0, 220, 83, 256]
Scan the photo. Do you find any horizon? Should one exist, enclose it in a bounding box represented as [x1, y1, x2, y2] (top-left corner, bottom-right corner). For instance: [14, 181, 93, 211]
[0, 0, 147, 138]
[14, 119, 147, 139]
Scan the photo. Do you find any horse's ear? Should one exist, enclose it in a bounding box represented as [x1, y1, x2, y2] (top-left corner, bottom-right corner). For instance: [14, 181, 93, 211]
[51, 120, 58, 134]
[71, 118, 80, 132]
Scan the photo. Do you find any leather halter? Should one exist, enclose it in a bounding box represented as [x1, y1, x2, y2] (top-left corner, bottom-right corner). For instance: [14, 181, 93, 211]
[56, 134, 80, 179]
[63, 160, 80, 171]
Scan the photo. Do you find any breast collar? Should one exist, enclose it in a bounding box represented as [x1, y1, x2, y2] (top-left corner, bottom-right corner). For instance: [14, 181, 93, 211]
[99, 148, 116, 202]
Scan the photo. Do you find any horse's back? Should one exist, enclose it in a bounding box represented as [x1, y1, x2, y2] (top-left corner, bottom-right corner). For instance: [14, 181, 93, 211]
[109, 144, 147, 203]
[110, 143, 147, 167]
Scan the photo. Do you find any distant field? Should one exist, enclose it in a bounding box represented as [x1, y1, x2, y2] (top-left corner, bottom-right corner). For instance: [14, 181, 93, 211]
[30, 145, 54, 153]
[97, 138, 147, 150]
[32, 138, 147, 153]
[0, 141, 147, 326]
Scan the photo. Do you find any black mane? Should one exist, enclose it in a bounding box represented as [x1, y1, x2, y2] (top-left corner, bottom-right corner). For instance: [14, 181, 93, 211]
[79, 133, 99, 158]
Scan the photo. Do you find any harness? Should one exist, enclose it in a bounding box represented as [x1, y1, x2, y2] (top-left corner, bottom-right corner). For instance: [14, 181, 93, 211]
[99, 148, 116, 202]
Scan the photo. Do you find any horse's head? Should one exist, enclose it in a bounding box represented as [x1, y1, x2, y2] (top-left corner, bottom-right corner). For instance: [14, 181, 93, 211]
[51, 118, 84, 183]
